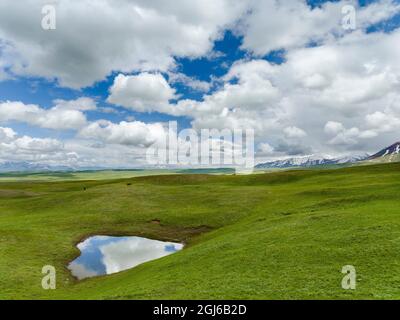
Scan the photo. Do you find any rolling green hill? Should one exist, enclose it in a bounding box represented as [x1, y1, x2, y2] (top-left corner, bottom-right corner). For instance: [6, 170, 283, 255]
[0, 163, 399, 299]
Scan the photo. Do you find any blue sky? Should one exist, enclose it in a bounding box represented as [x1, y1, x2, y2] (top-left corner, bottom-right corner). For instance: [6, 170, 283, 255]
[0, 0, 399, 168]
[0, 29, 249, 128]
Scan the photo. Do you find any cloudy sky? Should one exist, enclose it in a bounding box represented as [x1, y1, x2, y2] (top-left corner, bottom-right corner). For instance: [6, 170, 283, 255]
[0, 0, 400, 168]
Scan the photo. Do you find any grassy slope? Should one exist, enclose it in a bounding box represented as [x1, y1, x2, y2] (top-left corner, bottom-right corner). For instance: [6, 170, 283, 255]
[0, 163, 399, 299]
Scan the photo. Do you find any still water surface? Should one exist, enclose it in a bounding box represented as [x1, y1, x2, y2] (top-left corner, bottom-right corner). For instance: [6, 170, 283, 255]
[68, 235, 183, 280]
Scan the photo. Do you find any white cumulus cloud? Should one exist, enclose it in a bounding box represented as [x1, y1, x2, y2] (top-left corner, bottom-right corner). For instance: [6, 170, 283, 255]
[107, 73, 176, 113]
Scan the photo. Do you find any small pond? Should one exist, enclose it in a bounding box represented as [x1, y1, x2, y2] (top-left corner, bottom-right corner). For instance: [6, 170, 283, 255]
[68, 235, 184, 280]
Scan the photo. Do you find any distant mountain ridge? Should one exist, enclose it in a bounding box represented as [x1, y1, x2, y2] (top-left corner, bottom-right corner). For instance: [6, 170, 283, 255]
[366, 142, 400, 163]
[0, 161, 76, 173]
[255, 155, 367, 169]
[256, 141, 400, 169]
[2, 142, 400, 172]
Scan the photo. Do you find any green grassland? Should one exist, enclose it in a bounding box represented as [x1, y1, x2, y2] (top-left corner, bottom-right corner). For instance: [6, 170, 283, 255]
[0, 168, 235, 182]
[0, 163, 399, 299]
[0, 169, 176, 182]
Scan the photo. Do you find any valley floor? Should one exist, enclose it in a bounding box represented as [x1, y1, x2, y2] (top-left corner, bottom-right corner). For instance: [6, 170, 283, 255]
[0, 163, 399, 299]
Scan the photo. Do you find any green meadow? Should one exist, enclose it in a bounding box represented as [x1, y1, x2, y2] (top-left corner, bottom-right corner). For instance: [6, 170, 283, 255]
[0, 163, 399, 299]
[0, 168, 235, 182]
[0, 169, 176, 182]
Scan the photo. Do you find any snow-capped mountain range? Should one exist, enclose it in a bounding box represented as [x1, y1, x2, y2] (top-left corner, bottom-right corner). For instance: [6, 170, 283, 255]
[256, 141, 400, 169]
[255, 155, 368, 169]
[366, 142, 400, 163]
[1, 142, 400, 172]
[0, 161, 76, 172]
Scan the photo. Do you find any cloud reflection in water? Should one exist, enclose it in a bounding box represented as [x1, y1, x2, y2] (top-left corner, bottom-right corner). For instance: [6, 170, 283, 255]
[68, 236, 183, 280]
